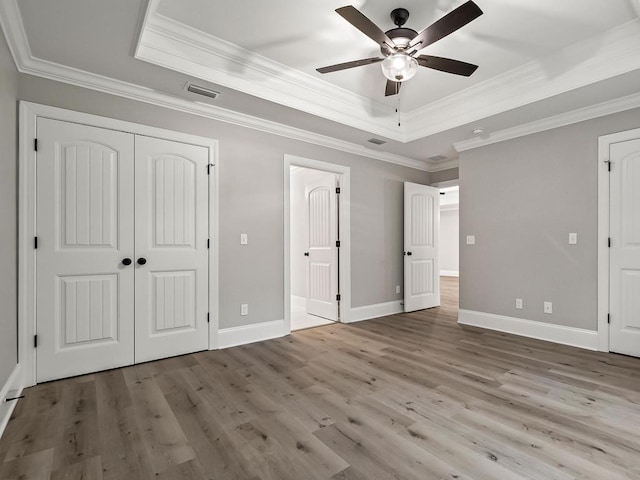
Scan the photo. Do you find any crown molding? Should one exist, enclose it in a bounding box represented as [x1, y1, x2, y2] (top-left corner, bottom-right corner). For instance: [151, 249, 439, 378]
[454, 90, 640, 152]
[425, 157, 459, 172]
[404, 19, 640, 142]
[136, 11, 403, 142]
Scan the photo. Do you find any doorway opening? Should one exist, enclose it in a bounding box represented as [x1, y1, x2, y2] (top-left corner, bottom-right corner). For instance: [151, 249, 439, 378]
[284, 156, 351, 333]
[437, 182, 460, 312]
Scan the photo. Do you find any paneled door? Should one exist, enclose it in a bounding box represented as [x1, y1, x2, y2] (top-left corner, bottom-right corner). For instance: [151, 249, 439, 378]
[610, 137, 640, 357]
[404, 182, 440, 312]
[306, 176, 339, 321]
[134, 136, 210, 362]
[36, 118, 135, 382]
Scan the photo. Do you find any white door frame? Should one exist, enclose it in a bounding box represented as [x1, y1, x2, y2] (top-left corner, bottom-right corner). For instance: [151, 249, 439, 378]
[18, 102, 220, 387]
[284, 155, 351, 332]
[597, 127, 640, 352]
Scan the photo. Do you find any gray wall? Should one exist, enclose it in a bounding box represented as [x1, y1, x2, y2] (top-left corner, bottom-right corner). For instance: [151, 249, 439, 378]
[460, 108, 640, 330]
[17, 74, 429, 329]
[0, 31, 18, 387]
[430, 167, 458, 185]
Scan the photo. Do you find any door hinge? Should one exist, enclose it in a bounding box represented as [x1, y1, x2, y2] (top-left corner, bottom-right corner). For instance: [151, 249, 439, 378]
[34, 237, 38, 249]
[336, 294, 341, 301]
[207, 312, 210, 323]
[34, 138, 38, 152]
[608, 161, 611, 172]
[207, 238, 210, 249]
[34, 335, 38, 348]
[607, 314, 610, 324]
[336, 187, 341, 194]
[207, 163, 214, 174]
[336, 240, 340, 248]
[608, 237, 611, 248]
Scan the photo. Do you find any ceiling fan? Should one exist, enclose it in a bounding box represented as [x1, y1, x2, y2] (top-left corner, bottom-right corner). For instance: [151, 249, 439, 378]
[317, 1, 483, 96]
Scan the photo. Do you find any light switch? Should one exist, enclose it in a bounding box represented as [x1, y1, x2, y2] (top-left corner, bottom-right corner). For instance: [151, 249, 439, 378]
[241, 304, 248, 315]
[240, 233, 248, 245]
[569, 233, 577, 245]
[544, 302, 553, 314]
[466, 235, 476, 245]
[516, 298, 523, 309]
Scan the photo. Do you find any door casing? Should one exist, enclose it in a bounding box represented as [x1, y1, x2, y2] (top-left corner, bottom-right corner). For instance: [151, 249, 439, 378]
[284, 155, 351, 332]
[18, 102, 219, 387]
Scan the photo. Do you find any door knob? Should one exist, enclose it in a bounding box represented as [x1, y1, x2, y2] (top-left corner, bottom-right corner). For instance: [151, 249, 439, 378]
[407, 251, 413, 256]
[304, 252, 309, 256]
[137, 257, 147, 265]
[121, 258, 132, 266]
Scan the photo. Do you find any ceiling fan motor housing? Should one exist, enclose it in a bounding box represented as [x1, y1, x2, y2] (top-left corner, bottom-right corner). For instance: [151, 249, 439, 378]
[382, 28, 418, 54]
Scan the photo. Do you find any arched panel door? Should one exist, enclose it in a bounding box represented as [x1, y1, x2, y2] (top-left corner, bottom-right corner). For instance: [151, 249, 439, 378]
[134, 136, 210, 363]
[404, 182, 440, 312]
[36, 118, 135, 382]
[307, 180, 339, 321]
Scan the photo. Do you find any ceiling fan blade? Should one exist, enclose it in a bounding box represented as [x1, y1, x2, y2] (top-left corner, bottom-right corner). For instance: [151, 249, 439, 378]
[385, 80, 401, 96]
[336, 6, 394, 48]
[317, 57, 384, 74]
[408, 1, 483, 52]
[416, 55, 478, 76]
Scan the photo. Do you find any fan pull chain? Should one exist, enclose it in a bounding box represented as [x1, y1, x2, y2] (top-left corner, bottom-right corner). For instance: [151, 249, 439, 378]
[396, 93, 401, 127]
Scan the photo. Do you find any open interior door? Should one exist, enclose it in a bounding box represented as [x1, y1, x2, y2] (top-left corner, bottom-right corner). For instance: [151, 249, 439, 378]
[610, 136, 640, 357]
[306, 176, 339, 321]
[404, 182, 440, 312]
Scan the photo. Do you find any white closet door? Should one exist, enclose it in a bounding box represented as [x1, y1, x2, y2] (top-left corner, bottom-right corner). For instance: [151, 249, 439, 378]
[404, 182, 440, 312]
[36, 118, 135, 382]
[610, 137, 640, 357]
[306, 177, 339, 321]
[134, 136, 210, 362]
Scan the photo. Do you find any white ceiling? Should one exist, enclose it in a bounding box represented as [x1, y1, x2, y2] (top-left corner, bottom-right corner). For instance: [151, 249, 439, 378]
[3, 0, 640, 169]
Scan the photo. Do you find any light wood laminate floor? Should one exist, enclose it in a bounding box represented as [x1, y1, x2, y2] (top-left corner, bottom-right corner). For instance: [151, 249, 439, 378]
[2, 277, 640, 479]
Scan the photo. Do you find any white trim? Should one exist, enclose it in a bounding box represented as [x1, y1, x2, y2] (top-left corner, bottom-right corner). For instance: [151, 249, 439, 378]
[431, 179, 459, 188]
[425, 158, 460, 172]
[440, 270, 459, 277]
[217, 319, 287, 349]
[3, 0, 640, 159]
[406, 20, 640, 142]
[346, 301, 403, 324]
[284, 156, 352, 332]
[18, 102, 220, 386]
[136, 10, 398, 141]
[0, 364, 23, 440]
[597, 127, 640, 352]
[0, 0, 429, 173]
[454, 91, 640, 152]
[458, 309, 598, 351]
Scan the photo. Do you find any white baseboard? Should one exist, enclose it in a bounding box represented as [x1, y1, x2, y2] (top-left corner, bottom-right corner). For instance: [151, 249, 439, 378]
[440, 270, 459, 277]
[346, 300, 404, 324]
[290, 295, 306, 310]
[218, 319, 287, 349]
[0, 364, 23, 440]
[457, 309, 598, 351]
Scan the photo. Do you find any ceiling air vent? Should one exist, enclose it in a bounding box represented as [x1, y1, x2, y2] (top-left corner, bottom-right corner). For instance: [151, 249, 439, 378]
[368, 138, 386, 145]
[428, 155, 448, 162]
[186, 83, 220, 100]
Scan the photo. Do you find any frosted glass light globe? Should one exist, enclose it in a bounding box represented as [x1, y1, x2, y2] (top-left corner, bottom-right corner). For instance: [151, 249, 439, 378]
[381, 53, 418, 82]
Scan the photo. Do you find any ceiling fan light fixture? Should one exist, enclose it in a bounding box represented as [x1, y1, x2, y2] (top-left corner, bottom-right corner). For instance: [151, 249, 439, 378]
[381, 53, 418, 82]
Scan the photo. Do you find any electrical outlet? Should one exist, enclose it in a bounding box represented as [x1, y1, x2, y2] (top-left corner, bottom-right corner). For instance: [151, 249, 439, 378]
[515, 298, 523, 309]
[241, 304, 248, 316]
[396, 285, 401, 294]
[466, 235, 476, 245]
[544, 302, 552, 314]
[240, 233, 248, 245]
